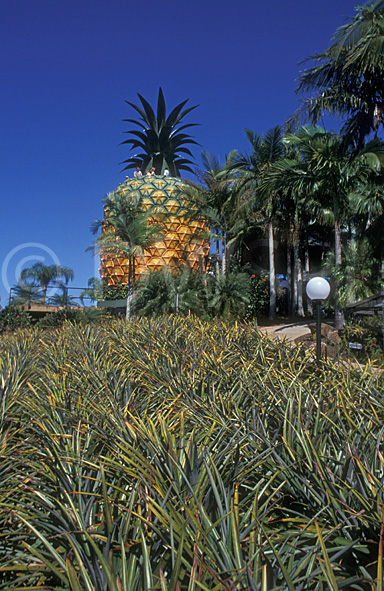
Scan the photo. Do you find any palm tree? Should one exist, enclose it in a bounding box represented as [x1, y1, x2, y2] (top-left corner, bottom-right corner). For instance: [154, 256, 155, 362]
[121, 87, 200, 176]
[79, 277, 103, 305]
[260, 131, 332, 316]
[232, 126, 285, 320]
[133, 267, 204, 317]
[349, 164, 384, 281]
[48, 284, 80, 307]
[10, 282, 42, 306]
[90, 192, 164, 319]
[268, 126, 384, 328]
[185, 150, 238, 275]
[206, 270, 250, 318]
[323, 238, 379, 307]
[19, 263, 74, 304]
[291, 0, 384, 150]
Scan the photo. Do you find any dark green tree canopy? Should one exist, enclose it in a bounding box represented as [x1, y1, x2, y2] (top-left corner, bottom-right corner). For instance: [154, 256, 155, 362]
[120, 87, 200, 177]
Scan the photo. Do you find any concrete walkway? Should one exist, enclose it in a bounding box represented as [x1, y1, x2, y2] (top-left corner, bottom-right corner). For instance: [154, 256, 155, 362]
[258, 321, 312, 343]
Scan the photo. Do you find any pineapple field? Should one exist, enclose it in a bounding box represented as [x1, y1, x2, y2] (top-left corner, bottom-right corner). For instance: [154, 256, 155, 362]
[1, 316, 384, 590]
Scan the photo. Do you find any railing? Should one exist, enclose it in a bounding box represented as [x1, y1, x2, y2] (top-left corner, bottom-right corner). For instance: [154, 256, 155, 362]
[8, 285, 96, 309]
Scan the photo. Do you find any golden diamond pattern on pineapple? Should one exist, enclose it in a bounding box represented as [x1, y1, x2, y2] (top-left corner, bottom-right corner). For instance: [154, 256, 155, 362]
[140, 184, 153, 195]
[99, 176, 209, 286]
[130, 180, 142, 189]
[152, 190, 166, 203]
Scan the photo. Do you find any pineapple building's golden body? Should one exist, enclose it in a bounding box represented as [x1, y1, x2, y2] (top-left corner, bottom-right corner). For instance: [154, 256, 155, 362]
[100, 176, 209, 285]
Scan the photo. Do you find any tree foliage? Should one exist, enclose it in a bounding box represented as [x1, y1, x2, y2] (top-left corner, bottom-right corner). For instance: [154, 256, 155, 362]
[19, 263, 74, 304]
[292, 0, 384, 150]
[133, 267, 204, 316]
[90, 191, 164, 319]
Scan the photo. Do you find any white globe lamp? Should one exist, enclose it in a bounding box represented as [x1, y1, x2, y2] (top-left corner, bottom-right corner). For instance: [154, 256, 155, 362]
[306, 277, 331, 302]
[306, 277, 330, 364]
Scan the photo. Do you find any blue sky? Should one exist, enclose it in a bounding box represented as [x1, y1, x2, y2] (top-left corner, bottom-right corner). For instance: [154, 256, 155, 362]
[1, 0, 359, 305]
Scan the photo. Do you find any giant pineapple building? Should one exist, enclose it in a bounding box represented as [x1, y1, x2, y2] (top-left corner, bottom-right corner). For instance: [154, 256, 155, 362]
[99, 88, 209, 285]
[99, 175, 210, 286]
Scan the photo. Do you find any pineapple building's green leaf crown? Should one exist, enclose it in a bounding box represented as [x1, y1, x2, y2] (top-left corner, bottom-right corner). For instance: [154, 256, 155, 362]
[120, 87, 200, 177]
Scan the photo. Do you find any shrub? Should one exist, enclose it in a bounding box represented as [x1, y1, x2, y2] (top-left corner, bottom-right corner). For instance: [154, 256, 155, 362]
[206, 271, 250, 318]
[37, 307, 109, 328]
[340, 320, 383, 361]
[0, 306, 32, 333]
[246, 272, 269, 318]
[102, 281, 128, 300]
[133, 267, 206, 316]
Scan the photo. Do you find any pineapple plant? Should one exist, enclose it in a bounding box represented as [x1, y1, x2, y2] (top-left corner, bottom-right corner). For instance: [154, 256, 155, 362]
[3, 317, 384, 589]
[99, 88, 210, 287]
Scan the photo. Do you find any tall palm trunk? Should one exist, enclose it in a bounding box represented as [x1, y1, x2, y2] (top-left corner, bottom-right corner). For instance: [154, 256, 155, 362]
[381, 253, 384, 285]
[268, 221, 276, 320]
[126, 256, 134, 320]
[215, 236, 220, 276]
[293, 227, 304, 316]
[221, 235, 227, 274]
[287, 245, 292, 315]
[42, 285, 48, 305]
[304, 236, 312, 315]
[334, 220, 344, 329]
[292, 229, 298, 315]
[297, 261, 303, 316]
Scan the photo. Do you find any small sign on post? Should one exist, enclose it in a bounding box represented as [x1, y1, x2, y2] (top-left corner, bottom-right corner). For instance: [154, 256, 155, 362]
[348, 342, 363, 350]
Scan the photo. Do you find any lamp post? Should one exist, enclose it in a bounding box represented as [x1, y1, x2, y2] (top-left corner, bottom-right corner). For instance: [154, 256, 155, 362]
[306, 277, 330, 364]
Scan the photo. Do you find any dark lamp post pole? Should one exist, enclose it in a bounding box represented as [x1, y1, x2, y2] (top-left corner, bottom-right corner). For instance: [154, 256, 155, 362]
[306, 277, 330, 364]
